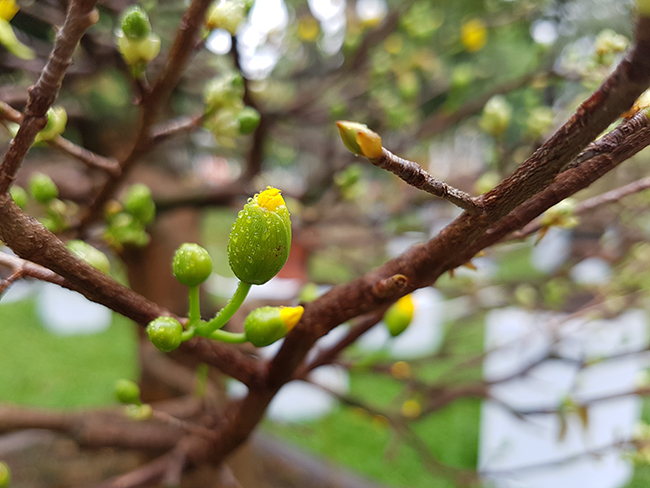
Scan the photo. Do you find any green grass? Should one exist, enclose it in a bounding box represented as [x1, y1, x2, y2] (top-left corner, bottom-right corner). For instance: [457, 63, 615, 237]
[265, 314, 485, 487]
[0, 297, 139, 408]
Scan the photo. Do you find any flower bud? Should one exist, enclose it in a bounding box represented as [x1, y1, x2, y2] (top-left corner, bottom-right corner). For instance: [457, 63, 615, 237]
[480, 95, 511, 138]
[384, 294, 414, 337]
[0, 0, 18, 21]
[114, 378, 141, 404]
[540, 198, 578, 229]
[172, 243, 213, 287]
[67, 240, 111, 274]
[35, 106, 67, 142]
[238, 106, 261, 135]
[0, 461, 10, 488]
[117, 32, 161, 67]
[228, 187, 291, 285]
[10, 184, 27, 209]
[29, 172, 58, 204]
[336, 121, 382, 159]
[244, 305, 304, 347]
[146, 316, 183, 352]
[124, 183, 155, 225]
[206, 1, 246, 34]
[121, 5, 151, 40]
[125, 403, 153, 421]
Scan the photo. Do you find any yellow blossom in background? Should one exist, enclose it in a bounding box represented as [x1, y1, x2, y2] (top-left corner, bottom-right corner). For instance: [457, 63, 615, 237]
[0, 0, 35, 60]
[461, 18, 487, 52]
[298, 16, 319, 41]
[384, 34, 403, 54]
[401, 399, 422, 419]
[0, 0, 18, 21]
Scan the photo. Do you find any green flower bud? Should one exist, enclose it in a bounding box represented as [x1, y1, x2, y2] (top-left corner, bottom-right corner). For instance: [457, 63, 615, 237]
[124, 183, 155, 225]
[244, 305, 304, 347]
[10, 185, 27, 209]
[114, 378, 141, 404]
[116, 31, 161, 66]
[146, 316, 183, 352]
[0, 461, 10, 488]
[125, 403, 153, 421]
[238, 106, 261, 135]
[525, 106, 555, 141]
[35, 106, 67, 142]
[540, 198, 578, 229]
[206, 1, 246, 34]
[384, 294, 414, 337]
[172, 243, 213, 287]
[67, 239, 111, 274]
[336, 121, 383, 159]
[105, 212, 150, 249]
[228, 187, 291, 285]
[29, 172, 58, 204]
[121, 5, 151, 40]
[480, 95, 512, 138]
[203, 73, 245, 114]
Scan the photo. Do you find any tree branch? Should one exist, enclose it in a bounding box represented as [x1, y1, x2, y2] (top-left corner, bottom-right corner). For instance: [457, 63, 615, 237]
[0, 0, 99, 194]
[372, 147, 483, 214]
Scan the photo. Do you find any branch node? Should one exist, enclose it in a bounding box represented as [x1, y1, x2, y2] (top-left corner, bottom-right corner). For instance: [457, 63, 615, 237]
[372, 274, 408, 299]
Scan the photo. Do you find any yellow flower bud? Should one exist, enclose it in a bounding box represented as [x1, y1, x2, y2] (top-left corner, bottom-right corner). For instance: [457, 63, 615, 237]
[384, 294, 415, 337]
[336, 121, 383, 160]
[228, 187, 291, 285]
[244, 305, 304, 347]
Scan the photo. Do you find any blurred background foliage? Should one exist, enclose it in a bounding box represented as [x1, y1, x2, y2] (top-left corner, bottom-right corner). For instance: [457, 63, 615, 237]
[3, 0, 650, 486]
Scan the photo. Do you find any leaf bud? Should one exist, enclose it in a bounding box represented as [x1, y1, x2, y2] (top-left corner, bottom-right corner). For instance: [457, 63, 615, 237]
[244, 305, 304, 347]
[172, 243, 213, 287]
[336, 121, 382, 159]
[35, 106, 67, 142]
[227, 187, 291, 285]
[29, 172, 58, 204]
[124, 183, 156, 225]
[384, 294, 415, 337]
[238, 106, 261, 135]
[121, 5, 151, 40]
[146, 316, 183, 352]
[203, 73, 245, 114]
[114, 378, 141, 404]
[67, 240, 111, 274]
[0, 461, 10, 488]
[10, 184, 27, 209]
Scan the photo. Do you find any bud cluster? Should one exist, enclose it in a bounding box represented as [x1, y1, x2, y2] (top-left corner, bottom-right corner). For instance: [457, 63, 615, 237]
[104, 184, 156, 250]
[115, 5, 161, 77]
[203, 72, 261, 146]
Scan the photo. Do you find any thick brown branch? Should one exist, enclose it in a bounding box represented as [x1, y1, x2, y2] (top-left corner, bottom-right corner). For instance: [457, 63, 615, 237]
[0, 0, 99, 194]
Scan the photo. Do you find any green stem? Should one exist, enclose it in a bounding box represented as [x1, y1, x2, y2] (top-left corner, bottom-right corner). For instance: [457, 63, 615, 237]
[181, 326, 196, 342]
[188, 285, 201, 325]
[209, 330, 247, 344]
[200, 281, 252, 336]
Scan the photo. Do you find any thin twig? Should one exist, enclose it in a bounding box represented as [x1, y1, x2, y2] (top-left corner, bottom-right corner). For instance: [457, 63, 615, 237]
[0, 100, 121, 175]
[0, 0, 99, 194]
[372, 147, 483, 215]
[513, 174, 650, 240]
